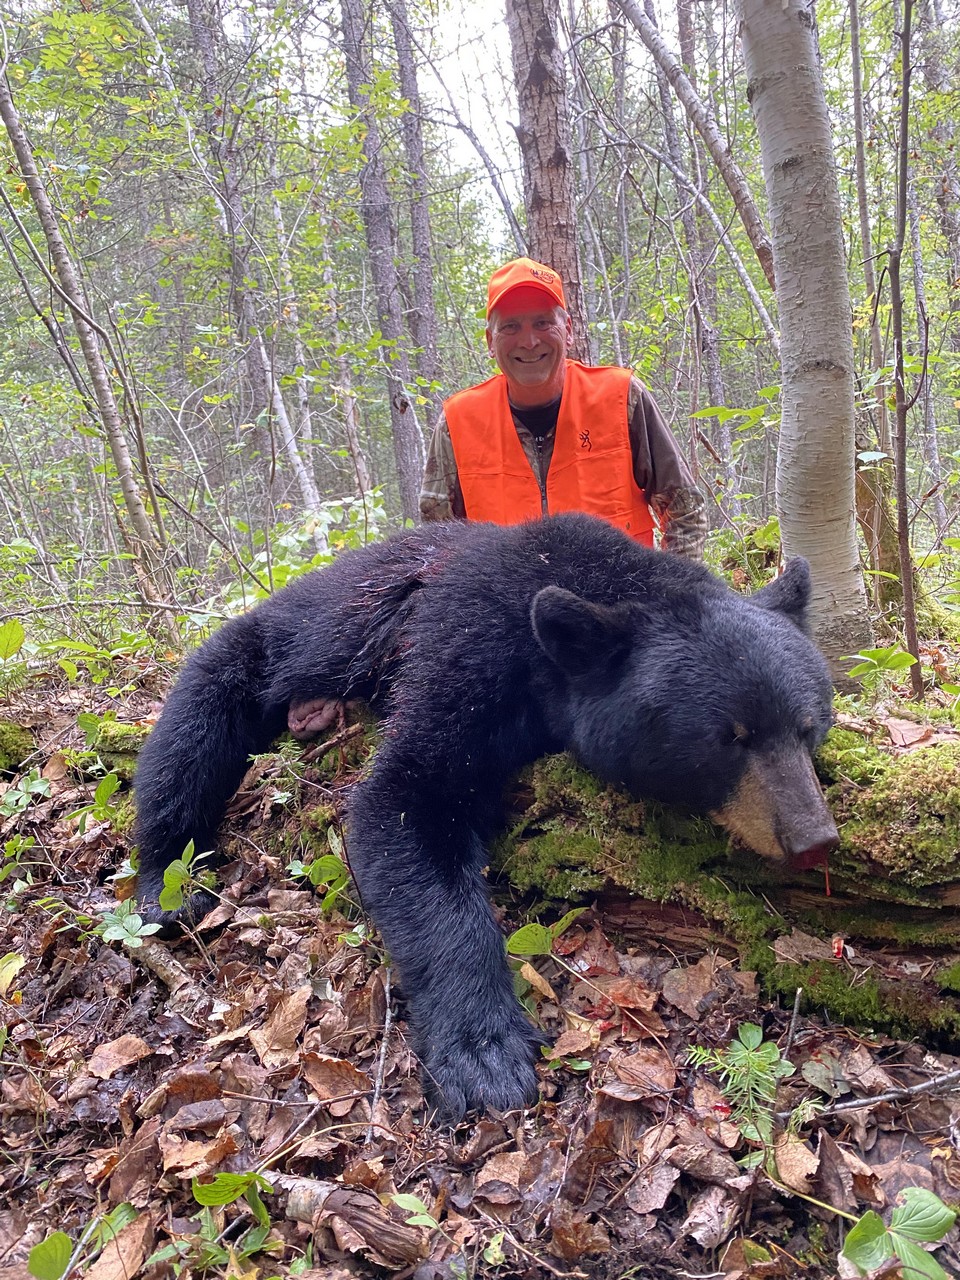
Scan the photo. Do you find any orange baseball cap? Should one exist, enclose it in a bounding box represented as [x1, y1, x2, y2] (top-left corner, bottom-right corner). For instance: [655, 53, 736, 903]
[486, 257, 566, 318]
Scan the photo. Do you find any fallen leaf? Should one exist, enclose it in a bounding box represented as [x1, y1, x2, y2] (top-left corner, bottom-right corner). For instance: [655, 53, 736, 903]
[88, 1035, 153, 1080]
[84, 1213, 155, 1280]
[773, 1133, 819, 1193]
[301, 1053, 370, 1116]
[548, 1201, 610, 1259]
[249, 985, 312, 1068]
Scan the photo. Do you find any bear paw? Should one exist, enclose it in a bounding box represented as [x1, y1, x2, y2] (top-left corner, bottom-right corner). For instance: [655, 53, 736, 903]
[421, 1015, 543, 1121]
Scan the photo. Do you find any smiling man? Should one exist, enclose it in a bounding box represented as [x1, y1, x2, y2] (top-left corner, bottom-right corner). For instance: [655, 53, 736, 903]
[420, 257, 707, 558]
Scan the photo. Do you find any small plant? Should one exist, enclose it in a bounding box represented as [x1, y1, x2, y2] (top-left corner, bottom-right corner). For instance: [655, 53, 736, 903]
[144, 1173, 280, 1275]
[687, 1022, 795, 1146]
[840, 1187, 957, 1280]
[68, 771, 121, 833]
[843, 644, 918, 692]
[0, 834, 39, 891]
[95, 898, 160, 948]
[288, 826, 350, 912]
[157, 839, 214, 912]
[0, 768, 50, 817]
[28, 1205, 138, 1280]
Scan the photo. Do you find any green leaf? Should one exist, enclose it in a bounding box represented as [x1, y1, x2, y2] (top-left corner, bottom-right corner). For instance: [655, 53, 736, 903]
[0, 951, 26, 997]
[549, 907, 585, 941]
[840, 1211, 892, 1274]
[28, 1233, 73, 1280]
[890, 1235, 952, 1280]
[94, 772, 120, 807]
[890, 1188, 958, 1243]
[193, 1172, 259, 1207]
[0, 619, 25, 660]
[737, 1023, 763, 1050]
[506, 922, 554, 956]
[391, 1193, 431, 1214]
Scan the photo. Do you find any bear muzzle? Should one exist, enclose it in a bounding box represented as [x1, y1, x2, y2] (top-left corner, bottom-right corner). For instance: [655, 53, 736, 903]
[709, 745, 839, 869]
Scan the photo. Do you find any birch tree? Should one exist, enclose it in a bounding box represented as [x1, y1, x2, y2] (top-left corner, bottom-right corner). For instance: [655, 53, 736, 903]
[738, 0, 871, 666]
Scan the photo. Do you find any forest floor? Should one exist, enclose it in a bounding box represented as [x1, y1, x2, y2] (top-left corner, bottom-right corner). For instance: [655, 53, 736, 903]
[2, 666, 960, 1280]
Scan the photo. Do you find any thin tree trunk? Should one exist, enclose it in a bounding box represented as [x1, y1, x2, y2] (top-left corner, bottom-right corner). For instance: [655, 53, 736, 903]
[321, 253, 373, 499]
[340, 0, 424, 522]
[643, 0, 734, 516]
[505, 0, 588, 358]
[0, 72, 174, 622]
[738, 0, 871, 671]
[849, 0, 902, 606]
[614, 0, 776, 292]
[387, 0, 443, 433]
[908, 191, 946, 536]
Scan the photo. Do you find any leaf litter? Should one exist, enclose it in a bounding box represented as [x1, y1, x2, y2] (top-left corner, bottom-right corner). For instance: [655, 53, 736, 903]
[0, 681, 959, 1279]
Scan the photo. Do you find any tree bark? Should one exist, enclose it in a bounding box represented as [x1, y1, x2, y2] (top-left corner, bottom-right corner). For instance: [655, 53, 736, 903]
[387, 0, 443, 433]
[505, 0, 589, 358]
[340, 0, 424, 522]
[738, 0, 872, 671]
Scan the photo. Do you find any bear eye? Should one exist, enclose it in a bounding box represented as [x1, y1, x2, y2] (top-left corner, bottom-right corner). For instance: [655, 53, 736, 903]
[729, 722, 751, 747]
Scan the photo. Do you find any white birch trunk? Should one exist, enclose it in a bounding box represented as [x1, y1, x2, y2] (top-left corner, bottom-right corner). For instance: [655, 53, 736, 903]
[738, 0, 871, 666]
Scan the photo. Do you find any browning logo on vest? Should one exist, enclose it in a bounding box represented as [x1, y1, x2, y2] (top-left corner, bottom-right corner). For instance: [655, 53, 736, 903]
[443, 361, 658, 545]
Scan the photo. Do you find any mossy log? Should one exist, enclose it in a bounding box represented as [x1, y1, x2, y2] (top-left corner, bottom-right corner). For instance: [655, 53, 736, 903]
[491, 728, 960, 1044]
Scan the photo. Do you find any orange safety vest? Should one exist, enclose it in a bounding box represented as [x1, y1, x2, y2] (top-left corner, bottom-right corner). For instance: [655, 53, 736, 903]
[443, 361, 657, 544]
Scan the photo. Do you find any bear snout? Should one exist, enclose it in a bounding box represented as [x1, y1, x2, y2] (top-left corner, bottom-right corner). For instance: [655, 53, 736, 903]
[710, 745, 839, 867]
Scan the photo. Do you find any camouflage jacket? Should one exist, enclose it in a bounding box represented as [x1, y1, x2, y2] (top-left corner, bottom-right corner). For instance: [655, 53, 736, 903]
[420, 375, 708, 560]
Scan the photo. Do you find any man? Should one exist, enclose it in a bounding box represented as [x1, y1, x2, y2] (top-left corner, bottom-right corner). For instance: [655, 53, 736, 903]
[420, 257, 707, 559]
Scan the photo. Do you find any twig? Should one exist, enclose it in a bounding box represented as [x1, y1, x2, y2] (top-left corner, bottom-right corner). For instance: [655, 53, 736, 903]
[783, 987, 803, 1060]
[365, 965, 393, 1145]
[779, 1064, 960, 1122]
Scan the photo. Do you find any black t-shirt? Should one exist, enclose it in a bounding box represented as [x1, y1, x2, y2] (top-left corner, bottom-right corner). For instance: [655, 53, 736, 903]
[511, 397, 561, 439]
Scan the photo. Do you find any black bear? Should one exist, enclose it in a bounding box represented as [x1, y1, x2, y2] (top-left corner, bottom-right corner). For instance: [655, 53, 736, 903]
[134, 514, 837, 1118]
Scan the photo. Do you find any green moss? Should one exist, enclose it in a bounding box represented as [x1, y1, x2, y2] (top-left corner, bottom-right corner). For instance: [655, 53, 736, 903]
[815, 726, 888, 786]
[936, 963, 960, 995]
[92, 720, 151, 754]
[0, 720, 33, 772]
[830, 741, 960, 886]
[495, 753, 729, 905]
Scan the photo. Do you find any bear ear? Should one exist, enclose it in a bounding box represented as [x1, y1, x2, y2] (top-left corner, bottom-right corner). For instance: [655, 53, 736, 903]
[750, 557, 811, 631]
[531, 586, 633, 675]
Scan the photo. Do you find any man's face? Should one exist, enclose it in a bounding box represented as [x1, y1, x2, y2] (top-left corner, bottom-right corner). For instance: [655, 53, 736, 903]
[486, 287, 572, 407]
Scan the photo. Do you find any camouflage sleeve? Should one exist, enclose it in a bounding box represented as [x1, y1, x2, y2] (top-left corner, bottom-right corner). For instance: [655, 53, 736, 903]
[627, 378, 708, 561]
[420, 410, 466, 522]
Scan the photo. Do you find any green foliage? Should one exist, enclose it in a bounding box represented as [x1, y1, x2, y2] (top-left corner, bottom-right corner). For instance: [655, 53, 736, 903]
[506, 907, 585, 957]
[0, 768, 50, 818]
[840, 1188, 957, 1279]
[687, 1022, 795, 1146]
[843, 645, 919, 691]
[68, 771, 120, 833]
[27, 1205, 138, 1280]
[158, 839, 208, 912]
[96, 897, 160, 947]
[288, 825, 350, 912]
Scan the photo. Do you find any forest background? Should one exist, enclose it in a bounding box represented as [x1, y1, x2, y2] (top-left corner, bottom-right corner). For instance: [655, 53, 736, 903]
[0, 0, 958, 678]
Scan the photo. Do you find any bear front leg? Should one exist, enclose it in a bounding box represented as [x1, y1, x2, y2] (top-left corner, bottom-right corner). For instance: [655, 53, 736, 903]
[348, 781, 542, 1120]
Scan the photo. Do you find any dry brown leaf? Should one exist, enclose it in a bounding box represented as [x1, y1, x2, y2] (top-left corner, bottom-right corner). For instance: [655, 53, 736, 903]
[551, 1026, 597, 1056]
[773, 1133, 819, 1193]
[661, 955, 722, 1020]
[249, 984, 312, 1068]
[84, 1213, 155, 1280]
[476, 1151, 526, 1193]
[159, 1128, 241, 1178]
[548, 1201, 610, 1259]
[301, 1053, 370, 1116]
[624, 1162, 680, 1213]
[561, 924, 620, 976]
[109, 1117, 162, 1207]
[603, 1046, 676, 1100]
[886, 717, 934, 748]
[518, 961, 557, 1001]
[88, 1035, 153, 1080]
[587, 973, 658, 1011]
[681, 1185, 741, 1249]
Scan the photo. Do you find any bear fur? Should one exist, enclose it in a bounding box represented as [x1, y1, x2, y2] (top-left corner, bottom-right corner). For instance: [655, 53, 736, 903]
[134, 514, 836, 1118]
